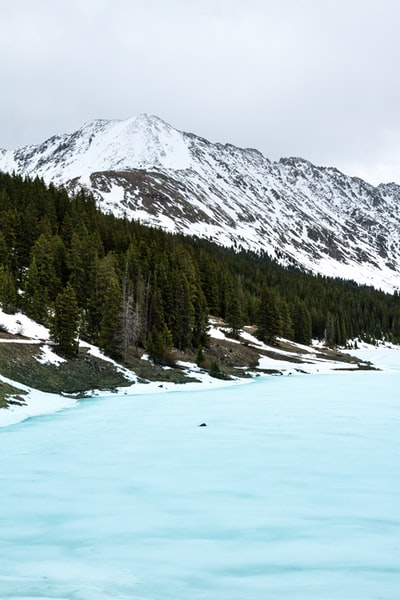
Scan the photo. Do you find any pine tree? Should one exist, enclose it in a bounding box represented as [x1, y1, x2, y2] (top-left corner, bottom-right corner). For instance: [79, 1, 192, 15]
[97, 254, 123, 358]
[146, 285, 172, 363]
[0, 265, 17, 313]
[225, 275, 244, 338]
[0, 231, 11, 267]
[279, 298, 294, 340]
[49, 283, 79, 358]
[169, 268, 194, 350]
[324, 312, 336, 346]
[23, 256, 49, 322]
[291, 299, 312, 345]
[191, 282, 209, 347]
[198, 254, 219, 315]
[256, 285, 282, 344]
[66, 231, 86, 304]
[121, 268, 136, 361]
[30, 233, 62, 302]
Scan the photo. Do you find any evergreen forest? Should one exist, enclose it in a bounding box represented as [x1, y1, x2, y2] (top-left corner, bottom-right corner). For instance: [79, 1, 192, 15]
[0, 172, 399, 362]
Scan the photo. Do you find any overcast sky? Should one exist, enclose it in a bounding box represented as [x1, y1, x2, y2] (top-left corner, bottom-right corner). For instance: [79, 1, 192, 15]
[1, 0, 400, 184]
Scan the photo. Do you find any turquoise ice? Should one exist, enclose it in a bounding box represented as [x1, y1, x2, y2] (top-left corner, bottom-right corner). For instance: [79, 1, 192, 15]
[1, 370, 400, 599]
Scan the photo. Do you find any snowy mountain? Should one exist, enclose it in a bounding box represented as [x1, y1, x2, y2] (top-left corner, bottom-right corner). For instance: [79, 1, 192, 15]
[1, 114, 400, 292]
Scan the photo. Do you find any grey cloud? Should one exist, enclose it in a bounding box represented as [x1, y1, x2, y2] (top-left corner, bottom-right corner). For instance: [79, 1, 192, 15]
[1, 0, 400, 184]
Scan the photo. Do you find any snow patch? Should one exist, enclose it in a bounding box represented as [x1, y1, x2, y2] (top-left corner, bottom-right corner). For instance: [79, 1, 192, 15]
[0, 309, 49, 340]
[35, 344, 66, 366]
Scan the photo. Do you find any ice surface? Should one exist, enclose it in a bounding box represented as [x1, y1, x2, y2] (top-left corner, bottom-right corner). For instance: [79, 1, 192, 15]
[1, 370, 400, 599]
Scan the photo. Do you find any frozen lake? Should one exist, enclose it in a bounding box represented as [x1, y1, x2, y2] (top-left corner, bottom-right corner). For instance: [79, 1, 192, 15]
[1, 369, 400, 599]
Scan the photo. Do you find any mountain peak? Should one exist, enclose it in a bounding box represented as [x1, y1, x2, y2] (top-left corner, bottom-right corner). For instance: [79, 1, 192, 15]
[2, 114, 193, 182]
[1, 116, 400, 293]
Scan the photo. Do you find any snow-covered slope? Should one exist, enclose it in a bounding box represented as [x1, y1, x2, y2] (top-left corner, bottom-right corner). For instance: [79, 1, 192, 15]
[1, 114, 400, 292]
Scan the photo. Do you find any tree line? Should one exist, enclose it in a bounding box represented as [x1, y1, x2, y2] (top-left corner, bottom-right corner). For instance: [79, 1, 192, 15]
[0, 172, 399, 361]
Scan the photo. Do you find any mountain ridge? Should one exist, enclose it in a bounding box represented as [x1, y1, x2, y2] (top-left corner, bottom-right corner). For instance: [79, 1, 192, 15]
[1, 114, 400, 293]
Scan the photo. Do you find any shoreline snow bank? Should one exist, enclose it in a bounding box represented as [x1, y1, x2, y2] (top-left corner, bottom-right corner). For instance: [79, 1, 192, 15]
[0, 369, 251, 428]
[2, 343, 398, 429]
[0, 373, 78, 427]
[1, 309, 399, 428]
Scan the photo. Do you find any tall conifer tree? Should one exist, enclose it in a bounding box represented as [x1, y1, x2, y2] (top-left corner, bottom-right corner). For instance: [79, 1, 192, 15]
[256, 285, 282, 344]
[49, 283, 79, 357]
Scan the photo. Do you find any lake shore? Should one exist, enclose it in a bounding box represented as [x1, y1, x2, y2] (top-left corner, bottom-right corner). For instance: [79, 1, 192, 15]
[1, 341, 399, 429]
[1, 308, 399, 428]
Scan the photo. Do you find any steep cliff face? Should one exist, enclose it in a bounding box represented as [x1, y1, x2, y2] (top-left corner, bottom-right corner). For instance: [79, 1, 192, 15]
[1, 114, 399, 292]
